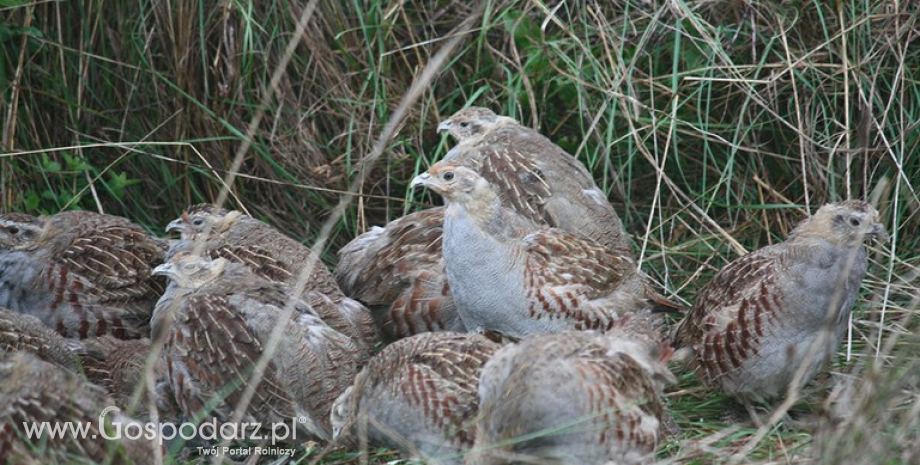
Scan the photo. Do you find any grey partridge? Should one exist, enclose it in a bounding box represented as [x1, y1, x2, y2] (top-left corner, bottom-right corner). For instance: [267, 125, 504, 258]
[0, 307, 78, 371]
[0, 211, 166, 339]
[331, 331, 499, 464]
[0, 351, 160, 464]
[672, 200, 888, 402]
[335, 208, 464, 340]
[437, 107, 630, 253]
[166, 204, 380, 355]
[469, 319, 675, 465]
[152, 253, 361, 440]
[411, 165, 673, 339]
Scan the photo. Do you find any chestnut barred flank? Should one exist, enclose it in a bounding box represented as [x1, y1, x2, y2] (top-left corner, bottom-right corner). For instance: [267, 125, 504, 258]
[335, 209, 464, 341]
[470, 323, 674, 465]
[339, 107, 674, 342]
[0, 211, 166, 339]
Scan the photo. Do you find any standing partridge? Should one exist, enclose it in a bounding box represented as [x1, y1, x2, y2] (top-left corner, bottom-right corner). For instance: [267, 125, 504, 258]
[470, 320, 675, 465]
[331, 332, 499, 464]
[152, 253, 361, 440]
[335, 208, 464, 340]
[0, 351, 160, 464]
[166, 204, 380, 355]
[0, 307, 79, 371]
[672, 200, 888, 402]
[0, 211, 166, 339]
[410, 165, 673, 339]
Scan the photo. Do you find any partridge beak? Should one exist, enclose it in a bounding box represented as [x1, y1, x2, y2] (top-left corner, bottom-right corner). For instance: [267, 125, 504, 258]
[436, 120, 451, 134]
[410, 172, 432, 190]
[165, 219, 185, 234]
[152, 262, 174, 277]
[870, 222, 889, 242]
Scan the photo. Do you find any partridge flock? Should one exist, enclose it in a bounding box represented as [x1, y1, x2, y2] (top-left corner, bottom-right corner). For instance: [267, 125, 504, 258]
[0, 107, 889, 465]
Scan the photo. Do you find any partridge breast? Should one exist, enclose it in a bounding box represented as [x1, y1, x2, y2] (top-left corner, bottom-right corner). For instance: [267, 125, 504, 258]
[412, 165, 675, 339]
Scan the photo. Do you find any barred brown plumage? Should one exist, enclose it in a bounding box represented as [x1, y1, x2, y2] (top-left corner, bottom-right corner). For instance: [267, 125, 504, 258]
[0, 308, 78, 370]
[166, 204, 380, 357]
[438, 107, 630, 253]
[335, 208, 464, 340]
[74, 336, 181, 420]
[0, 351, 160, 464]
[0, 211, 166, 339]
[335, 107, 675, 341]
[469, 320, 674, 465]
[330, 331, 499, 464]
[672, 200, 888, 402]
[151, 254, 361, 441]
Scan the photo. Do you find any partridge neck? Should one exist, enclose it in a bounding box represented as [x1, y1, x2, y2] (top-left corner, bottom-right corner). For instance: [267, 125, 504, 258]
[446, 187, 508, 237]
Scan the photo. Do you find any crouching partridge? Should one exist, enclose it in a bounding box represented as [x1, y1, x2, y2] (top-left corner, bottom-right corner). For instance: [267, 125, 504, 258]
[166, 204, 380, 356]
[470, 319, 675, 465]
[152, 253, 361, 440]
[410, 165, 672, 338]
[335, 209, 464, 340]
[0, 351, 160, 464]
[331, 332, 500, 464]
[672, 200, 888, 402]
[0, 211, 166, 339]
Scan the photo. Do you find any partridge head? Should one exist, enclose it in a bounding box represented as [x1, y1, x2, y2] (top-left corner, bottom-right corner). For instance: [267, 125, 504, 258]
[437, 107, 517, 144]
[411, 164, 492, 206]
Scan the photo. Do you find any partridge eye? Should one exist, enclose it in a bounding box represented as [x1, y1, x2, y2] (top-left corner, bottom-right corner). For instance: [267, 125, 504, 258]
[459, 122, 469, 128]
[850, 218, 861, 227]
[442, 171, 455, 181]
[7, 226, 19, 235]
[192, 218, 205, 226]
